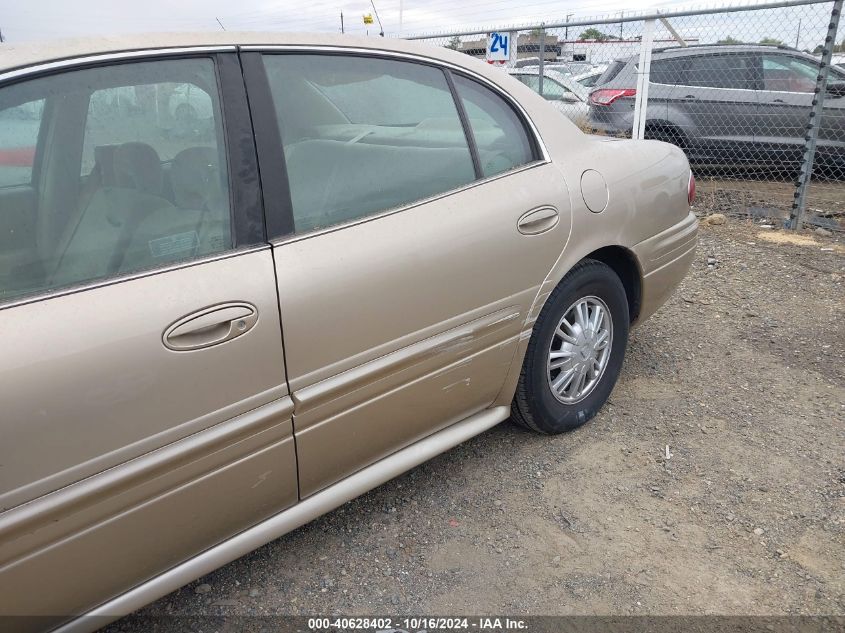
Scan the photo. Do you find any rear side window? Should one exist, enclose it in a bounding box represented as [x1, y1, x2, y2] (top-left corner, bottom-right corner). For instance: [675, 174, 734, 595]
[683, 54, 757, 90]
[262, 54, 477, 233]
[0, 58, 233, 304]
[0, 99, 44, 188]
[452, 74, 535, 178]
[597, 60, 626, 85]
[650, 57, 689, 85]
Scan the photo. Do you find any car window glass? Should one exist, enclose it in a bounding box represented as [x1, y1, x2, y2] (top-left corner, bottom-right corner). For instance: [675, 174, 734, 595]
[762, 54, 818, 92]
[519, 75, 568, 99]
[262, 54, 476, 234]
[579, 73, 601, 88]
[0, 58, 232, 304]
[597, 60, 626, 85]
[682, 54, 757, 90]
[0, 99, 44, 188]
[81, 82, 215, 175]
[452, 74, 535, 178]
[650, 58, 689, 85]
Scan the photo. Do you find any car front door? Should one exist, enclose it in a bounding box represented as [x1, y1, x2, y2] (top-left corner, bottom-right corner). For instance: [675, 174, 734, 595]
[0, 52, 297, 626]
[757, 52, 845, 169]
[665, 52, 760, 163]
[246, 51, 572, 496]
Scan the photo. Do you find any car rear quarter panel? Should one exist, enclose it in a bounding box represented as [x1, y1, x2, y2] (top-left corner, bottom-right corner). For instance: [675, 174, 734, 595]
[454, 56, 694, 399]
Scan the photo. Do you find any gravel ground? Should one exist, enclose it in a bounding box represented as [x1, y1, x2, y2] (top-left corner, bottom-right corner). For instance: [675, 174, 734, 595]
[107, 219, 844, 630]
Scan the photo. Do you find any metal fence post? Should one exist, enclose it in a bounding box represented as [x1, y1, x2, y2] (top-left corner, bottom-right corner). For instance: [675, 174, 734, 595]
[789, 0, 842, 230]
[538, 25, 545, 97]
[632, 18, 656, 140]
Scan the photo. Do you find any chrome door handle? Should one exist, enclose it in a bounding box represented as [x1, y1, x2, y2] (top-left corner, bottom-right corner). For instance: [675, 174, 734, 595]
[163, 302, 258, 351]
[517, 206, 560, 235]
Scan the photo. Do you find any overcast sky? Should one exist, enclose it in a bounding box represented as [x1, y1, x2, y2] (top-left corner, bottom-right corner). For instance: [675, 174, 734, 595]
[0, 0, 831, 54]
[0, 0, 806, 42]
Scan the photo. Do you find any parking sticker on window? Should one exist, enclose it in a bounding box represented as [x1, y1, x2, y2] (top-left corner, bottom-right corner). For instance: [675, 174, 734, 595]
[149, 231, 199, 259]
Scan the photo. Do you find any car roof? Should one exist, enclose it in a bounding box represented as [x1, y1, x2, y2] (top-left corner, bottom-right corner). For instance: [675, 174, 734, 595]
[0, 32, 464, 76]
[614, 43, 808, 65]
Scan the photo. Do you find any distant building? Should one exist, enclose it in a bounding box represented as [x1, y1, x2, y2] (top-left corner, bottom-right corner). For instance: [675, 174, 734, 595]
[457, 34, 699, 65]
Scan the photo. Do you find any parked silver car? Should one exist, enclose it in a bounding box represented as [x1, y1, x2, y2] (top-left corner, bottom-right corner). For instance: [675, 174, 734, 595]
[509, 67, 590, 124]
[589, 44, 845, 171]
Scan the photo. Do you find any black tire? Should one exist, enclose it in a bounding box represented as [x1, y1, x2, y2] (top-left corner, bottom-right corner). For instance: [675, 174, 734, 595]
[645, 123, 687, 152]
[511, 259, 630, 434]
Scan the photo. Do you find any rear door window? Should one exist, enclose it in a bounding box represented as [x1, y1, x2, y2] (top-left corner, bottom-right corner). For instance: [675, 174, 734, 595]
[262, 54, 477, 233]
[650, 57, 690, 85]
[683, 53, 758, 90]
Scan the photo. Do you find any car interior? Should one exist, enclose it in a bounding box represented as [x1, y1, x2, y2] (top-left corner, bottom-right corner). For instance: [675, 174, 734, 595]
[0, 60, 231, 303]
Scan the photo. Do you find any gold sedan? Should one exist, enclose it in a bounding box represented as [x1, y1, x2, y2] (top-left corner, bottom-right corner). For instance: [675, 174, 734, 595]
[0, 33, 697, 632]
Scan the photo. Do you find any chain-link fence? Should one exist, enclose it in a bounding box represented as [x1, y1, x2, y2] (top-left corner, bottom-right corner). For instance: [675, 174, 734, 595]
[406, 0, 844, 231]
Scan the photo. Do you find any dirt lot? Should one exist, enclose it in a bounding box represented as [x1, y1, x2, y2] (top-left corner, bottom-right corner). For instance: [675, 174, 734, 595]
[109, 219, 844, 629]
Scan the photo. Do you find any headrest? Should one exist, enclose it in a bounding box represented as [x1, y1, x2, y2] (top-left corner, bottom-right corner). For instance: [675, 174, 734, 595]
[170, 147, 220, 210]
[113, 142, 163, 195]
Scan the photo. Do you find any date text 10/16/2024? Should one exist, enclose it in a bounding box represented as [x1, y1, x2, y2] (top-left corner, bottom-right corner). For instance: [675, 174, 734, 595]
[308, 617, 529, 632]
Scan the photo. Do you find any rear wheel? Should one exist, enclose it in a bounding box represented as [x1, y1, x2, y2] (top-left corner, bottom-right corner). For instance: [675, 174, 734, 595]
[645, 123, 687, 151]
[511, 259, 629, 434]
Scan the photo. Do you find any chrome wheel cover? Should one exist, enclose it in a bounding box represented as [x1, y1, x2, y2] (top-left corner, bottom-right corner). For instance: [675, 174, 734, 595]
[547, 295, 613, 404]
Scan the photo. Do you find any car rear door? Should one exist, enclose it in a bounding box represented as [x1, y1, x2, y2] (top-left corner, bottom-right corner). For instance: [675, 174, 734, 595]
[0, 51, 297, 627]
[244, 50, 572, 497]
[663, 52, 759, 162]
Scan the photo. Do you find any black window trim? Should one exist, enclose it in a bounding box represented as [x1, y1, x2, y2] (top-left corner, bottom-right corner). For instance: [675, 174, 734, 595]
[0, 47, 268, 311]
[245, 46, 548, 242]
[443, 68, 483, 180]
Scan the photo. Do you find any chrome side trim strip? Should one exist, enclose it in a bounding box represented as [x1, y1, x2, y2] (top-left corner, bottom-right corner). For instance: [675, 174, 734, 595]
[294, 308, 521, 414]
[0, 46, 238, 83]
[0, 245, 269, 312]
[54, 405, 510, 633]
[0, 396, 294, 547]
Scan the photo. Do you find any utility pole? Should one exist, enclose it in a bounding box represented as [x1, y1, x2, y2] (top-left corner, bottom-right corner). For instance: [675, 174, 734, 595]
[0, 26, 5, 43]
[370, 0, 385, 36]
[564, 12, 573, 59]
[340, 12, 345, 34]
[620, 12, 624, 40]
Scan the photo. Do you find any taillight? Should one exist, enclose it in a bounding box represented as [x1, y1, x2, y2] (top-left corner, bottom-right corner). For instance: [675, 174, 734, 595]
[688, 171, 696, 206]
[589, 88, 636, 106]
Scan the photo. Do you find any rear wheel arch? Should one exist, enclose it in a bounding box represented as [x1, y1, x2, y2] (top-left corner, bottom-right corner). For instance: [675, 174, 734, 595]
[644, 120, 690, 149]
[581, 245, 643, 325]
